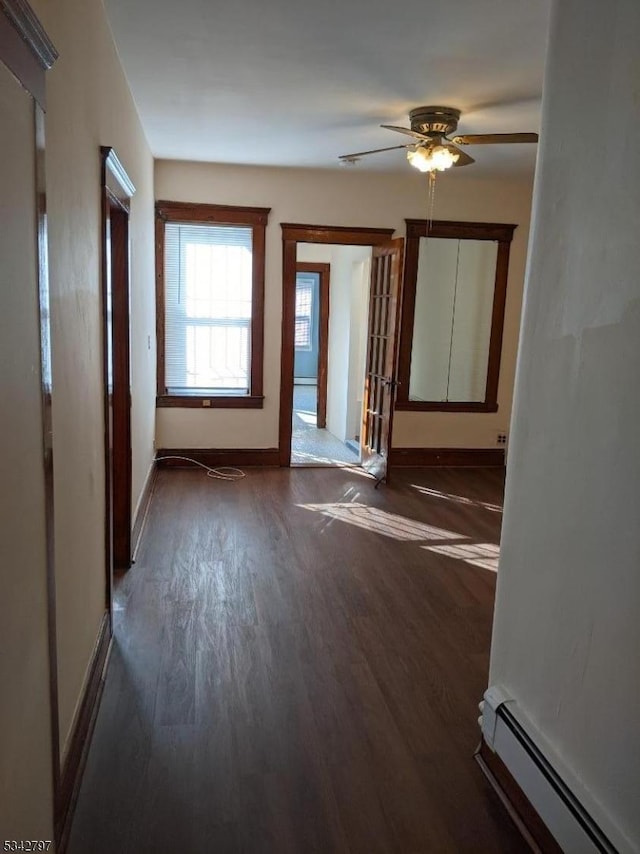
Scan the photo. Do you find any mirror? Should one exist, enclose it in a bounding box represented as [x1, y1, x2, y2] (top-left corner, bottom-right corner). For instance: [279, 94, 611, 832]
[410, 237, 498, 402]
[397, 220, 516, 412]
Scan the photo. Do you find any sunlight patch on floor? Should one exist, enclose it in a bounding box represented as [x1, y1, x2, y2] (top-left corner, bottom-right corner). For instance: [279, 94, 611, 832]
[411, 483, 503, 514]
[295, 410, 317, 426]
[298, 502, 462, 541]
[423, 542, 500, 571]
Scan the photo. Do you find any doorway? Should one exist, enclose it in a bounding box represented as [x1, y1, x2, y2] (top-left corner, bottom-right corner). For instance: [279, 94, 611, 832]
[280, 223, 401, 472]
[101, 148, 135, 594]
[291, 246, 371, 466]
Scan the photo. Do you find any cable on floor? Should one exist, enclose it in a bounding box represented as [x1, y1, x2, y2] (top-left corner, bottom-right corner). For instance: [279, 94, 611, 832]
[155, 455, 246, 481]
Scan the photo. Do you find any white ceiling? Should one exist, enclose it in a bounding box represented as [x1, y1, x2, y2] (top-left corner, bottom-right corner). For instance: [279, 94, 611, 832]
[104, 0, 551, 177]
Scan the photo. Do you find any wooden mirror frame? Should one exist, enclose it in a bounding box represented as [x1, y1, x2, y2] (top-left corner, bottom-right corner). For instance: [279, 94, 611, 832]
[396, 219, 516, 413]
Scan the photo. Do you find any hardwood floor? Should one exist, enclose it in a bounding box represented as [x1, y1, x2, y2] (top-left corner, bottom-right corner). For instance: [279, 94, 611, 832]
[67, 466, 523, 854]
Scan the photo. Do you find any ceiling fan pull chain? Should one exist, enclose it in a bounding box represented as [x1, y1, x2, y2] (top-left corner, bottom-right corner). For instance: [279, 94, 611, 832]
[427, 171, 437, 229]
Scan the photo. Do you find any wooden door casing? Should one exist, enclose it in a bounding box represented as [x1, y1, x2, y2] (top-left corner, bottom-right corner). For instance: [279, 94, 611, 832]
[101, 148, 136, 592]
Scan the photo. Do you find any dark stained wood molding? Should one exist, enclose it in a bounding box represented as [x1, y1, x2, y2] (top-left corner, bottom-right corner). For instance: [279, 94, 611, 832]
[395, 400, 499, 413]
[131, 460, 158, 564]
[281, 223, 394, 245]
[405, 218, 517, 242]
[397, 219, 516, 413]
[279, 223, 395, 466]
[56, 612, 112, 853]
[485, 239, 512, 408]
[476, 737, 563, 854]
[156, 199, 270, 225]
[296, 262, 331, 429]
[279, 237, 298, 467]
[157, 394, 264, 409]
[250, 214, 266, 400]
[157, 448, 280, 468]
[155, 200, 270, 402]
[0, 0, 57, 106]
[101, 147, 135, 600]
[155, 214, 165, 398]
[389, 447, 505, 467]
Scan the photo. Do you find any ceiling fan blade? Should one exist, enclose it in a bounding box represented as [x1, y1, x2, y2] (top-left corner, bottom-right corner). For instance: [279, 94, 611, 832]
[339, 143, 412, 162]
[381, 124, 431, 141]
[452, 132, 539, 145]
[444, 143, 475, 167]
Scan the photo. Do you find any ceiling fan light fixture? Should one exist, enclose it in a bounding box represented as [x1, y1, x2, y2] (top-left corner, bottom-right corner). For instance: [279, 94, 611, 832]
[407, 144, 459, 173]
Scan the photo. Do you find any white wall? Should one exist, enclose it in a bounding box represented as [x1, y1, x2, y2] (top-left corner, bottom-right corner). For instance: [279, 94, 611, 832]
[32, 0, 156, 761]
[0, 62, 54, 842]
[326, 246, 371, 442]
[489, 0, 640, 850]
[155, 161, 534, 450]
[297, 243, 332, 264]
[410, 238, 460, 401]
[347, 257, 371, 440]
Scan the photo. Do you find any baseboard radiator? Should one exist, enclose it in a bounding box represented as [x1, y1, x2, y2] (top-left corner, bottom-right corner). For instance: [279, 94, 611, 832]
[478, 688, 619, 854]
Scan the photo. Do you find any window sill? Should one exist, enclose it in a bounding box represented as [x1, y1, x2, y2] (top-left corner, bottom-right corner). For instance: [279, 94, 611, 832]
[156, 395, 264, 409]
[394, 400, 499, 413]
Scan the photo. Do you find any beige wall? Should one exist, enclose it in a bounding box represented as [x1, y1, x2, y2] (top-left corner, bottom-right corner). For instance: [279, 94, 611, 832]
[155, 160, 534, 450]
[0, 63, 54, 842]
[31, 0, 156, 759]
[489, 0, 640, 849]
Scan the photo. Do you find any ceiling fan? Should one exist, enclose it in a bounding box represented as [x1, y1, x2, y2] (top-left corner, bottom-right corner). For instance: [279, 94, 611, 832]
[339, 106, 538, 172]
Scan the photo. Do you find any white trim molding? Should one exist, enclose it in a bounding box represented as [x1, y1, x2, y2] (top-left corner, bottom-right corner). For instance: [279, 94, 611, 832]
[481, 688, 626, 854]
[0, 0, 57, 68]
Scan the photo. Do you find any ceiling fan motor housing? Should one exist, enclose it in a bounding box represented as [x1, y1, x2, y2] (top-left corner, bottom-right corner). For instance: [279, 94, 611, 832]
[409, 106, 460, 138]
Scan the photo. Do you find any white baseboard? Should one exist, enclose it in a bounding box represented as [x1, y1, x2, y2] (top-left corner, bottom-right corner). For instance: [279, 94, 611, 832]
[481, 688, 622, 854]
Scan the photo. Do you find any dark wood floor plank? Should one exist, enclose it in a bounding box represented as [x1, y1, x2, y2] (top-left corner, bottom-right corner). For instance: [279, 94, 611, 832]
[68, 466, 525, 854]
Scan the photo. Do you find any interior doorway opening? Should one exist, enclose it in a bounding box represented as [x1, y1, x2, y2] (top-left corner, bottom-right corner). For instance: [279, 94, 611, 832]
[291, 247, 371, 466]
[280, 223, 401, 476]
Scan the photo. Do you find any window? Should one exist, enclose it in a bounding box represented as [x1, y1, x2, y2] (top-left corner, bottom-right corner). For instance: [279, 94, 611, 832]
[396, 219, 516, 412]
[156, 201, 270, 407]
[294, 278, 313, 350]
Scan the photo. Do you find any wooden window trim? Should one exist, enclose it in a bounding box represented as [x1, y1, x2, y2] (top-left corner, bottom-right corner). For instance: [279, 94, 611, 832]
[155, 200, 271, 408]
[396, 218, 516, 413]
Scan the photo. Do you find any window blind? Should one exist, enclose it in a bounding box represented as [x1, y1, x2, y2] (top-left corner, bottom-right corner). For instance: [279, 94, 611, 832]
[294, 279, 313, 350]
[164, 222, 253, 394]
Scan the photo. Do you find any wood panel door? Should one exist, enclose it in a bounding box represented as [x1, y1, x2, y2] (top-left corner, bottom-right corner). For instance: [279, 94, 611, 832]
[361, 238, 404, 483]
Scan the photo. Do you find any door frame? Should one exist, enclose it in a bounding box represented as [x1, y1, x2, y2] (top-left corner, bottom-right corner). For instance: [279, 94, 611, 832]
[100, 147, 135, 609]
[295, 262, 330, 428]
[280, 223, 394, 466]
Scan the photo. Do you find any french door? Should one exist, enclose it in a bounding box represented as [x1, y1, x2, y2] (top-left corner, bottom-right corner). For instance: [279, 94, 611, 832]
[361, 238, 404, 483]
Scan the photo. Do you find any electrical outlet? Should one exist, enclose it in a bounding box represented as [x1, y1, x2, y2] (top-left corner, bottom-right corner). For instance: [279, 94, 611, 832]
[497, 432, 507, 446]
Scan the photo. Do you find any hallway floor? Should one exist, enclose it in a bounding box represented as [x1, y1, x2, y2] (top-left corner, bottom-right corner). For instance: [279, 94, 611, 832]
[291, 384, 359, 466]
[68, 466, 521, 853]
